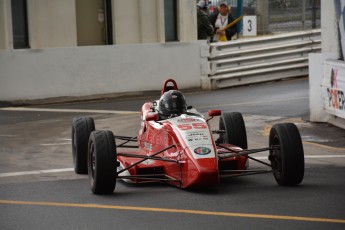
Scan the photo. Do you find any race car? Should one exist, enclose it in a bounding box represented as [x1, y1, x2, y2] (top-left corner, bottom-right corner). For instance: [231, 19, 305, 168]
[72, 79, 304, 194]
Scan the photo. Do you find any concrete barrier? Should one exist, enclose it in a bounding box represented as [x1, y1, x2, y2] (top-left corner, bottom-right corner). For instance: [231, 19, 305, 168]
[0, 41, 209, 101]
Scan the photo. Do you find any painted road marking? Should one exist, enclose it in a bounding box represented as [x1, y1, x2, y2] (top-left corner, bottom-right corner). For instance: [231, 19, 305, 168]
[0, 200, 344, 224]
[304, 141, 345, 151]
[40, 143, 71, 146]
[256, 155, 345, 160]
[40, 138, 71, 146]
[0, 168, 74, 177]
[0, 97, 306, 114]
[0, 107, 140, 114]
[1, 155, 345, 178]
[197, 97, 308, 109]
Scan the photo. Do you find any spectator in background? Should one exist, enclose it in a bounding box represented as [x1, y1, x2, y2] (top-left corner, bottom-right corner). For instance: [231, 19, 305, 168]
[209, 1, 237, 42]
[197, 0, 214, 41]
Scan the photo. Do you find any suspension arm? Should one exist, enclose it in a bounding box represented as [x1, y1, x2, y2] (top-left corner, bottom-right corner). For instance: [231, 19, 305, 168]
[118, 152, 180, 163]
[217, 144, 280, 158]
[117, 145, 176, 174]
[115, 136, 138, 148]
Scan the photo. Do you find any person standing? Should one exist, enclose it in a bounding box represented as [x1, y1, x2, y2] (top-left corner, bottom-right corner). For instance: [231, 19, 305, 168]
[209, 1, 237, 42]
[197, 0, 214, 41]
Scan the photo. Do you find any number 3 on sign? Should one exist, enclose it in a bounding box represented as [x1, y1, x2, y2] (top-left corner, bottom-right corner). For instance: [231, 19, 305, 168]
[243, 16, 257, 36]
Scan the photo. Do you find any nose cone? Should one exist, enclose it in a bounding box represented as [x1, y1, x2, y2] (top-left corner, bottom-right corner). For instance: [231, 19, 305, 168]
[182, 158, 219, 189]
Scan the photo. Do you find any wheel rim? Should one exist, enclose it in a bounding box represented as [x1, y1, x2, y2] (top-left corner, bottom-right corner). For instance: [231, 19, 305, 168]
[90, 143, 96, 180]
[271, 135, 282, 179]
[72, 128, 77, 165]
[219, 118, 226, 143]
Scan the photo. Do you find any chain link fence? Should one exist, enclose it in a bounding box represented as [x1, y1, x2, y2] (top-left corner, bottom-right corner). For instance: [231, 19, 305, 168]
[206, 0, 321, 34]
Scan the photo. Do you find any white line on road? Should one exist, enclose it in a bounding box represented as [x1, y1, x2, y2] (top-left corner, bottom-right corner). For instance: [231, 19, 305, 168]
[197, 97, 308, 109]
[40, 143, 71, 146]
[0, 107, 140, 114]
[1, 155, 345, 178]
[0, 168, 74, 177]
[255, 155, 345, 160]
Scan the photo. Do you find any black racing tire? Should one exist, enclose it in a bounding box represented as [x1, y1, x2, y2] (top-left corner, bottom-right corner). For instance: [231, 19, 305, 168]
[269, 123, 304, 186]
[88, 130, 117, 194]
[72, 117, 95, 174]
[219, 112, 248, 149]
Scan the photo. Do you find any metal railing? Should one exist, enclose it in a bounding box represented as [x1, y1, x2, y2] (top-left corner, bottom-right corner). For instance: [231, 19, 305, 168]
[208, 29, 321, 89]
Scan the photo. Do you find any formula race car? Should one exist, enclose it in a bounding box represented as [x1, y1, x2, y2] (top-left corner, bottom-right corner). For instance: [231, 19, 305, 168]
[72, 79, 304, 194]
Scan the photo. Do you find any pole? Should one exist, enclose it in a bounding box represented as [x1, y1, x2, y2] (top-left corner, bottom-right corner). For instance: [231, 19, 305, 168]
[236, 0, 243, 38]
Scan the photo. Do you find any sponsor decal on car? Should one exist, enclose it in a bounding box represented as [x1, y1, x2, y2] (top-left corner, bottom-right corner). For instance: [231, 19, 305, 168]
[186, 132, 209, 142]
[143, 142, 153, 151]
[194, 147, 212, 155]
[147, 132, 170, 146]
[177, 118, 198, 123]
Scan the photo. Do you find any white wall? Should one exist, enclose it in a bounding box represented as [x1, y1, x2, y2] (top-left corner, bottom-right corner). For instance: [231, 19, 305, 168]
[309, 53, 337, 122]
[309, 0, 345, 129]
[321, 0, 341, 58]
[0, 41, 208, 101]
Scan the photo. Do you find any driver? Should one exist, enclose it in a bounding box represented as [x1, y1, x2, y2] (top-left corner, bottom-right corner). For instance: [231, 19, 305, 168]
[157, 90, 187, 119]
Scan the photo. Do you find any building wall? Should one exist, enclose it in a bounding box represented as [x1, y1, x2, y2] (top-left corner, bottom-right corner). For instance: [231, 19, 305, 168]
[0, 0, 197, 48]
[0, 0, 12, 49]
[113, 0, 141, 44]
[112, 0, 197, 44]
[0, 41, 207, 101]
[177, 0, 197, 42]
[76, 0, 105, 46]
[139, 0, 159, 43]
[27, 0, 77, 48]
[0, 0, 201, 101]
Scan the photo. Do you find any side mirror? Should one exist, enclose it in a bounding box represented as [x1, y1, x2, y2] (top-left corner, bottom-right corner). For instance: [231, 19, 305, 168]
[145, 113, 159, 121]
[208, 110, 221, 117]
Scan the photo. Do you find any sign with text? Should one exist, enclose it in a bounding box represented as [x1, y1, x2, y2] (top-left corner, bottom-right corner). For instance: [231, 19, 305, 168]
[243, 16, 257, 36]
[322, 61, 345, 119]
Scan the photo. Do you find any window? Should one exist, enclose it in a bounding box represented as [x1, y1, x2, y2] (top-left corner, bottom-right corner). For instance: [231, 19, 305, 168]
[11, 0, 29, 49]
[164, 0, 178, 42]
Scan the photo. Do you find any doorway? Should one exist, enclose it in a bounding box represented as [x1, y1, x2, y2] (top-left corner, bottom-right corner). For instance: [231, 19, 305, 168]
[76, 0, 113, 46]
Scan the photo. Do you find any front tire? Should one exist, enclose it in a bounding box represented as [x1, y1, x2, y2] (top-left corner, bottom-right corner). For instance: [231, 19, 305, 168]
[219, 112, 248, 149]
[88, 130, 117, 194]
[72, 117, 95, 174]
[269, 123, 304, 186]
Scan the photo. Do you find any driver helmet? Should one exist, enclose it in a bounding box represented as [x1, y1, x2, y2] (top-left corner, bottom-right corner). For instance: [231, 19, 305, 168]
[158, 90, 187, 118]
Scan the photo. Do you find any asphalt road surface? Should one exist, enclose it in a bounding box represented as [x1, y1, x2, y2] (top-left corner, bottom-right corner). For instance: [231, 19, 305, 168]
[1, 78, 345, 230]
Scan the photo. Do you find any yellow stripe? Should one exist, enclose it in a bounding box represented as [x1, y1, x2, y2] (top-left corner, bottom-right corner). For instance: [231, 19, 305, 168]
[304, 141, 345, 151]
[1, 200, 344, 224]
[262, 125, 345, 151]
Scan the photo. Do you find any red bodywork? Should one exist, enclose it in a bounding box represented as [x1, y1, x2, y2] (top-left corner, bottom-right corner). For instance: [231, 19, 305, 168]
[116, 79, 248, 189]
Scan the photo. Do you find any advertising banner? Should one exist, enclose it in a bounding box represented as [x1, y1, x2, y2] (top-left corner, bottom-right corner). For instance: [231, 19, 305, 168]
[323, 61, 345, 119]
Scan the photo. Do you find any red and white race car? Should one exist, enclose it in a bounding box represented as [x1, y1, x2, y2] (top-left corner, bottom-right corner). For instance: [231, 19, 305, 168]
[72, 79, 304, 194]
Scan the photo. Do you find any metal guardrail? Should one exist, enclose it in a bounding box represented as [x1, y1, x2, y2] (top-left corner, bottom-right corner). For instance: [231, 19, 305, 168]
[208, 29, 321, 89]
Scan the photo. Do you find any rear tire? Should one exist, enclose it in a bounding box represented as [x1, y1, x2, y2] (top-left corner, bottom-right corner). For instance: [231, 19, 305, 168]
[269, 123, 304, 186]
[219, 112, 248, 149]
[88, 130, 117, 194]
[72, 117, 95, 174]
